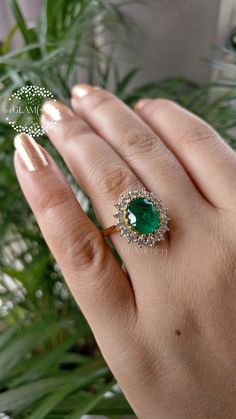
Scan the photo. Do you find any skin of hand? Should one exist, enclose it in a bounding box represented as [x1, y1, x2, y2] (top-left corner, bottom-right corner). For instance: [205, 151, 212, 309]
[13, 85, 236, 419]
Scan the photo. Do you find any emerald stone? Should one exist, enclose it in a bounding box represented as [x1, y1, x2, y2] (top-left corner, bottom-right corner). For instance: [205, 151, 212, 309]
[126, 197, 160, 234]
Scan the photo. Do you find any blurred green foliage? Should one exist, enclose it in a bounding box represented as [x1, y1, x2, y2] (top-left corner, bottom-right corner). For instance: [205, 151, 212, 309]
[0, 0, 235, 417]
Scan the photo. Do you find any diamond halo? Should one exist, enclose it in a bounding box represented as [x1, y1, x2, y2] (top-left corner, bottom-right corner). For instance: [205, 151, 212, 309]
[113, 188, 170, 247]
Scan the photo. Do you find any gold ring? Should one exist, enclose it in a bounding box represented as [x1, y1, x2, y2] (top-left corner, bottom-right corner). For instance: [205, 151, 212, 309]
[101, 187, 170, 247]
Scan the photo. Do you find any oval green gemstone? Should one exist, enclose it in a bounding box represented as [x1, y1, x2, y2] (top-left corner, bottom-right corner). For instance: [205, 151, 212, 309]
[126, 197, 160, 234]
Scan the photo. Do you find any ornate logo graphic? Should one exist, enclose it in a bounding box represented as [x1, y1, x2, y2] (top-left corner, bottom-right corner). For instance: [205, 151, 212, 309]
[6, 85, 58, 137]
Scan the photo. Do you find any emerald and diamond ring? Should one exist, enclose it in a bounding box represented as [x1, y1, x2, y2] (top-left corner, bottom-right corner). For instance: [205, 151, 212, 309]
[102, 188, 170, 247]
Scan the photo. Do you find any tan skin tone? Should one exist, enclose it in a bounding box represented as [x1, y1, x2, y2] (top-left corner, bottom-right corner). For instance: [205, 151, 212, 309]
[14, 85, 236, 418]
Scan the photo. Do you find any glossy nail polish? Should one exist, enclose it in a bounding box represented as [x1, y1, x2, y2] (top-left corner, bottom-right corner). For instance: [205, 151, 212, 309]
[42, 100, 74, 121]
[71, 83, 94, 98]
[14, 133, 48, 171]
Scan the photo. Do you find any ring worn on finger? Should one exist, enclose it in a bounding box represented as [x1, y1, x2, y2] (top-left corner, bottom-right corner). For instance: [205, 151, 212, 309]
[101, 188, 170, 247]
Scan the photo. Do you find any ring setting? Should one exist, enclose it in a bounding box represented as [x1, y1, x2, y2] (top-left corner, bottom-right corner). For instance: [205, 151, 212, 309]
[107, 188, 170, 247]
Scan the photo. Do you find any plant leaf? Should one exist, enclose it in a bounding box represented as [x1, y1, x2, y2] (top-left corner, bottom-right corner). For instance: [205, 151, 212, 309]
[67, 380, 116, 418]
[0, 319, 70, 382]
[0, 359, 109, 413]
[9, 0, 40, 59]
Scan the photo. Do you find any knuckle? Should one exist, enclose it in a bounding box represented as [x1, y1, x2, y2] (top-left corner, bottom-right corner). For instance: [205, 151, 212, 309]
[125, 129, 157, 154]
[63, 124, 91, 146]
[63, 227, 108, 275]
[37, 185, 73, 215]
[178, 124, 219, 149]
[99, 164, 136, 197]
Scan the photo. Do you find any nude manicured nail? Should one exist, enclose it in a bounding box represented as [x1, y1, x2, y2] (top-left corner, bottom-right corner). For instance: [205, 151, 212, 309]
[14, 133, 48, 171]
[71, 83, 94, 98]
[134, 99, 153, 112]
[42, 100, 74, 121]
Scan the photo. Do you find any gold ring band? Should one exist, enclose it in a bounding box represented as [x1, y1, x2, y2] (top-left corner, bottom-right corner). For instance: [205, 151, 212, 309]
[101, 225, 120, 238]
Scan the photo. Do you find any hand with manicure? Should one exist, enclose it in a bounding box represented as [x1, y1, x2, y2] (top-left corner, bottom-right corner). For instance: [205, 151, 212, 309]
[14, 85, 236, 419]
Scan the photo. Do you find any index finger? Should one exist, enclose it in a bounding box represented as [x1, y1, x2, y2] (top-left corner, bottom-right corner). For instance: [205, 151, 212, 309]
[14, 133, 136, 337]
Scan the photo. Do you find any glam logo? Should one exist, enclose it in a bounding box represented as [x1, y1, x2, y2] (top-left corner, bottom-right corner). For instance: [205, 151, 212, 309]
[5, 85, 58, 137]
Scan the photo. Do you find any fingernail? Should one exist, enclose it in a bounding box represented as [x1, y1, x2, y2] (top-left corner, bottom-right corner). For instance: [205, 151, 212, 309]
[71, 83, 94, 99]
[14, 133, 48, 171]
[134, 99, 152, 112]
[42, 100, 74, 121]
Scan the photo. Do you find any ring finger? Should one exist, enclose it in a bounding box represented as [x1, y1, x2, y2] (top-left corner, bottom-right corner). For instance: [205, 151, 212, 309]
[41, 101, 168, 291]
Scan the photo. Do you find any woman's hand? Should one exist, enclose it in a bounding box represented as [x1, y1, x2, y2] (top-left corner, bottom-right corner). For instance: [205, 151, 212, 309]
[14, 85, 236, 419]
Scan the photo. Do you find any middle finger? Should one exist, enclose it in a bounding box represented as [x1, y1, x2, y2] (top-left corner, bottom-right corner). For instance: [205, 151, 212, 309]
[71, 85, 205, 223]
